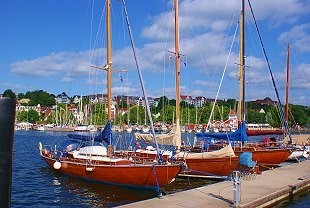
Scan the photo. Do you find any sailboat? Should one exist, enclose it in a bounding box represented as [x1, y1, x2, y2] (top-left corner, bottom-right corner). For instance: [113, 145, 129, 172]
[196, 0, 291, 167]
[133, 0, 240, 178]
[283, 44, 309, 161]
[38, 0, 181, 188]
[133, 0, 182, 150]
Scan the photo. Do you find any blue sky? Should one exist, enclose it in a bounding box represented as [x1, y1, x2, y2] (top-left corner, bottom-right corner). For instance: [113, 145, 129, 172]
[1, 0, 309, 106]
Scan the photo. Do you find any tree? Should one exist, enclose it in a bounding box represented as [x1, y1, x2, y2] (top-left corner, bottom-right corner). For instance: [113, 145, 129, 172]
[246, 109, 265, 123]
[156, 96, 169, 111]
[266, 106, 281, 127]
[17, 109, 40, 123]
[17, 93, 25, 99]
[25, 90, 55, 106]
[289, 105, 309, 127]
[2, 89, 16, 98]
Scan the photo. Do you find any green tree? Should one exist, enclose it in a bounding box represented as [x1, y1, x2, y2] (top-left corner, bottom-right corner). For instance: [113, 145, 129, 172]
[45, 112, 55, 124]
[156, 96, 169, 111]
[17, 109, 40, 123]
[25, 90, 55, 106]
[289, 105, 309, 127]
[266, 106, 281, 127]
[246, 109, 265, 123]
[3, 89, 16, 98]
[17, 93, 25, 99]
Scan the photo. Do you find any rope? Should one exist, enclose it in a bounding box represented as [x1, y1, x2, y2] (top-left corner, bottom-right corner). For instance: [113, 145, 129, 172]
[186, 168, 230, 179]
[120, 0, 163, 163]
[206, 22, 239, 130]
[247, 0, 292, 144]
[152, 164, 163, 198]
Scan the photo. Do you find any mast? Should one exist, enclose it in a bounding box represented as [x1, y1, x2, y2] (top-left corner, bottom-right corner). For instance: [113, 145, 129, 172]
[174, 0, 180, 125]
[285, 44, 290, 124]
[106, 0, 113, 157]
[237, 0, 245, 122]
[174, 0, 181, 149]
[106, 0, 112, 122]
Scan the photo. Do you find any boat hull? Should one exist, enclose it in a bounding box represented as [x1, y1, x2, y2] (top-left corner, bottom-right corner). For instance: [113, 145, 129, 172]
[177, 156, 239, 177]
[234, 148, 291, 165]
[246, 129, 283, 136]
[40, 154, 181, 187]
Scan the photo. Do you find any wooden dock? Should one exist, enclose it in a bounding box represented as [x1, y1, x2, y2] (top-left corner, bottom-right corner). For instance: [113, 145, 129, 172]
[118, 160, 310, 208]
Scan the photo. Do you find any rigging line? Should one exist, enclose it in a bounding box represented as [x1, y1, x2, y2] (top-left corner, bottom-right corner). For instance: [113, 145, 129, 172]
[88, 1, 106, 98]
[88, 0, 95, 96]
[163, 3, 174, 99]
[196, 9, 239, 125]
[67, 0, 92, 95]
[247, 0, 292, 143]
[206, 22, 239, 130]
[120, 0, 163, 161]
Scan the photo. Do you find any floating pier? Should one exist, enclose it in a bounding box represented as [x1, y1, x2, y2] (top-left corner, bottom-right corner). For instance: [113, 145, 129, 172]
[118, 160, 310, 208]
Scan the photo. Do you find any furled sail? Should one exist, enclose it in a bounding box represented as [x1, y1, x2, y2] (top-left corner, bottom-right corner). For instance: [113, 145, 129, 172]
[68, 121, 112, 144]
[196, 121, 248, 142]
[134, 123, 181, 147]
[174, 144, 235, 159]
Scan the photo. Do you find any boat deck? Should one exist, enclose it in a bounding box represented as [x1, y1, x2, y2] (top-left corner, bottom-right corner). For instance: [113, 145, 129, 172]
[118, 159, 310, 208]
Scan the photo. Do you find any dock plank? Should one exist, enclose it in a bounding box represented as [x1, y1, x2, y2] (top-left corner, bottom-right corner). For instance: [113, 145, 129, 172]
[118, 160, 310, 208]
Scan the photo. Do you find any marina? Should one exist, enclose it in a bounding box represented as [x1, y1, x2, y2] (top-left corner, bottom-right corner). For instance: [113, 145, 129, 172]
[9, 130, 310, 207]
[0, 0, 309, 207]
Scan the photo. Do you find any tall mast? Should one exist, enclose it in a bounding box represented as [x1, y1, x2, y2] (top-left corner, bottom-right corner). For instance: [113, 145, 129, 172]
[174, 0, 180, 128]
[237, 0, 245, 122]
[106, 0, 112, 121]
[285, 44, 290, 124]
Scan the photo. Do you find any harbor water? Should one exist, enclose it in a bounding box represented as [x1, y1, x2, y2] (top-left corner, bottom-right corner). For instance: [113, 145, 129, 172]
[11, 130, 309, 207]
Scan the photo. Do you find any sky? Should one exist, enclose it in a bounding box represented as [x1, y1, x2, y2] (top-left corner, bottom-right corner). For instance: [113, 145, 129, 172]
[0, 0, 309, 106]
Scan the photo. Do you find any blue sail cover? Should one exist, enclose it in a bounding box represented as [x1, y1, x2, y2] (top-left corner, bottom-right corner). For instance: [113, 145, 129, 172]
[196, 122, 248, 142]
[68, 121, 112, 144]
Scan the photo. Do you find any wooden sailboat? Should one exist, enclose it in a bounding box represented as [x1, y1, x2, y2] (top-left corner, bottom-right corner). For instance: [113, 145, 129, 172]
[246, 124, 283, 136]
[132, 0, 242, 178]
[195, 0, 292, 171]
[134, 0, 182, 150]
[151, 0, 239, 178]
[284, 44, 309, 161]
[38, 0, 181, 188]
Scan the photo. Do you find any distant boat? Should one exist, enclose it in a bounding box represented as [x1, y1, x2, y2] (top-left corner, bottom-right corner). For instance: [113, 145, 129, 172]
[246, 123, 283, 136]
[38, 0, 181, 189]
[37, 125, 45, 131]
[74, 125, 97, 132]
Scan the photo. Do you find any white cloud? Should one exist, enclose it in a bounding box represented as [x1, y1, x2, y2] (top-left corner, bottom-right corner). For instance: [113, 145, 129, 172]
[6, 0, 309, 106]
[10, 50, 98, 77]
[278, 23, 310, 53]
[245, 0, 309, 27]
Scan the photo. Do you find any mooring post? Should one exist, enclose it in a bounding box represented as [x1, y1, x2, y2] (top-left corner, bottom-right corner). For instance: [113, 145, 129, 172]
[0, 97, 16, 208]
[233, 171, 241, 207]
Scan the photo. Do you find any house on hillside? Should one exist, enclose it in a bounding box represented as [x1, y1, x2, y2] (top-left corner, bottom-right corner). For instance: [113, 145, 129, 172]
[180, 95, 194, 105]
[254, 97, 277, 105]
[56, 92, 71, 104]
[195, 96, 207, 107]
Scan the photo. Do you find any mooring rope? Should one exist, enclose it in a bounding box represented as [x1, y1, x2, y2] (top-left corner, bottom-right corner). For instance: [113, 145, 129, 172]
[152, 164, 163, 198]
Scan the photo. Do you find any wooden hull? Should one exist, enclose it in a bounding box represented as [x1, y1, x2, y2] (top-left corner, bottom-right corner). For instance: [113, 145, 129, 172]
[246, 129, 283, 136]
[40, 154, 181, 187]
[177, 157, 239, 177]
[234, 147, 291, 165]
